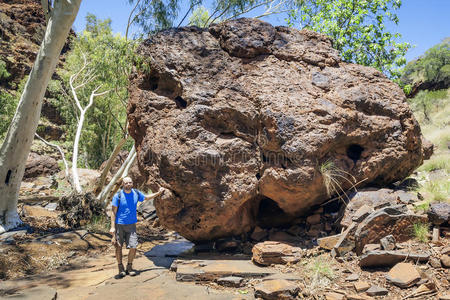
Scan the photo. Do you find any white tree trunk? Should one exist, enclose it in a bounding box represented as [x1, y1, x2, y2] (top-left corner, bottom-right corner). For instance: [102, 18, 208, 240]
[96, 135, 128, 193]
[72, 110, 86, 193]
[98, 145, 136, 204]
[122, 151, 137, 178]
[0, 0, 81, 233]
[71, 86, 109, 194]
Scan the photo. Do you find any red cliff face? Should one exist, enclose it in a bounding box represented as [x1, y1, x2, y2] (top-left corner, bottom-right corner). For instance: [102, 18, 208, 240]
[0, 0, 46, 88]
[0, 0, 72, 135]
[128, 18, 432, 242]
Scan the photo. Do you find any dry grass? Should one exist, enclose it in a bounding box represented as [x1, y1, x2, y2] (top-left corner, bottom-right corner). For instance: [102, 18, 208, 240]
[319, 160, 359, 205]
[412, 89, 449, 204]
[296, 255, 337, 295]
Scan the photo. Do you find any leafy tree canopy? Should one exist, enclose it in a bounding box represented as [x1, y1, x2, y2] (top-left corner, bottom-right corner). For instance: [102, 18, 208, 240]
[399, 38, 450, 95]
[286, 0, 409, 78]
[128, 0, 273, 33]
[55, 14, 137, 168]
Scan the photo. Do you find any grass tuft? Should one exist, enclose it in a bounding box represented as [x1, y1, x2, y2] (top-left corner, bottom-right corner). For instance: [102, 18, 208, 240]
[297, 255, 336, 295]
[319, 160, 360, 205]
[85, 214, 110, 233]
[413, 222, 429, 243]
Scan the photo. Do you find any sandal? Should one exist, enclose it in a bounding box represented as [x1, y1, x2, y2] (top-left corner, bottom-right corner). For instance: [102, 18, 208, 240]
[126, 263, 138, 276]
[115, 264, 126, 279]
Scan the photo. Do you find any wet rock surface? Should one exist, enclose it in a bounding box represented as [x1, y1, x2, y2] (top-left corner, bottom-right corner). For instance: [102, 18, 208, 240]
[129, 18, 430, 241]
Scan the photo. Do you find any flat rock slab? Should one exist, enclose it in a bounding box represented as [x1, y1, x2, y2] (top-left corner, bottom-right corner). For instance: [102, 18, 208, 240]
[176, 259, 276, 282]
[1, 285, 57, 300]
[345, 273, 360, 281]
[441, 254, 450, 268]
[86, 272, 249, 300]
[428, 203, 450, 225]
[145, 240, 194, 257]
[22, 205, 59, 218]
[354, 281, 370, 292]
[325, 292, 345, 300]
[386, 262, 421, 288]
[216, 276, 244, 287]
[254, 279, 299, 300]
[318, 234, 342, 250]
[359, 250, 430, 267]
[366, 285, 388, 296]
[252, 241, 303, 266]
[340, 189, 400, 228]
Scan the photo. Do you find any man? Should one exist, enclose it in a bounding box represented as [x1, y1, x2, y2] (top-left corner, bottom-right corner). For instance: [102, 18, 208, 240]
[110, 176, 163, 278]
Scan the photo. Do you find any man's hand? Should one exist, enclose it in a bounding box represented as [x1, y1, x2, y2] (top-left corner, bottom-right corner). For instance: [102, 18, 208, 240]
[110, 227, 117, 245]
[111, 234, 117, 246]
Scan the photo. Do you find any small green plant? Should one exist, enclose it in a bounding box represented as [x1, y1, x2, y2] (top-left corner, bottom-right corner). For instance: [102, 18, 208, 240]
[413, 201, 430, 213]
[319, 160, 360, 205]
[0, 59, 10, 80]
[418, 154, 450, 173]
[298, 255, 336, 294]
[413, 223, 430, 243]
[85, 214, 110, 233]
[416, 178, 450, 203]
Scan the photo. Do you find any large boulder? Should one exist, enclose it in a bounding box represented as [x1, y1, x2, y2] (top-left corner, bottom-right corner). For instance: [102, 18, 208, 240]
[128, 18, 431, 241]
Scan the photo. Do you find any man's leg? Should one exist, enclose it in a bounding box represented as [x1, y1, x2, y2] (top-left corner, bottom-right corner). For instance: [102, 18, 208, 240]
[125, 224, 138, 276]
[128, 248, 136, 265]
[115, 225, 126, 278]
[115, 244, 123, 265]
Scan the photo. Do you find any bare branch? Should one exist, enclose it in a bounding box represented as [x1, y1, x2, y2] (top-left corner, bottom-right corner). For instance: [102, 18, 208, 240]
[126, 0, 143, 40]
[35, 133, 70, 181]
[177, 0, 201, 28]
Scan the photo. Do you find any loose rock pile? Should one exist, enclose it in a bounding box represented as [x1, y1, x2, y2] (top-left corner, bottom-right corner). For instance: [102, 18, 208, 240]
[169, 188, 449, 299]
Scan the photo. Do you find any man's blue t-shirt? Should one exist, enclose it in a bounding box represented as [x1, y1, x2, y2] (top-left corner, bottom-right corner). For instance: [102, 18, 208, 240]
[112, 189, 145, 224]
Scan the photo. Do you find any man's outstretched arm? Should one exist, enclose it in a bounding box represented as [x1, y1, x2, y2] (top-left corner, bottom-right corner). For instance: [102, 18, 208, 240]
[143, 187, 164, 201]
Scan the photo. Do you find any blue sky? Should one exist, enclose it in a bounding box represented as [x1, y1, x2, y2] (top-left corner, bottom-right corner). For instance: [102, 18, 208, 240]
[73, 0, 449, 62]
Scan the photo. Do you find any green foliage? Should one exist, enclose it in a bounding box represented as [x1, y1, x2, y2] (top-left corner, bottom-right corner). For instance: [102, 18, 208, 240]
[287, 0, 409, 78]
[85, 214, 111, 233]
[0, 91, 16, 140]
[412, 222, 429, 243]
[399, 39, 450, 89]
[410, 88, 449, 204]
[128, 0, 268, 33]
[418, 154, 450, 173]
[188, 5, 211, 27]
[413, 201, 429, 214]
[0, 77, 27, 140]
[417, 178, 450, 203]
[55, 14, 137, 168]
[408, 89, 448, 122]
[0, 59, 10, 80]
[128, 0, 181, 33]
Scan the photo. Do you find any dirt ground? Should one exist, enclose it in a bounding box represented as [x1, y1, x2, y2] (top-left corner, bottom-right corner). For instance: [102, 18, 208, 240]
[0, 204, 168, 281]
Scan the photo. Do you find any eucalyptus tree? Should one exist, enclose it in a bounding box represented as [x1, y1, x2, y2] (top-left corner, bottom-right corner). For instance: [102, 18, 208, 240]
[57, 15, 137, 171]
[0, 0, 82, 233]
[286, 0, 410, 78]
